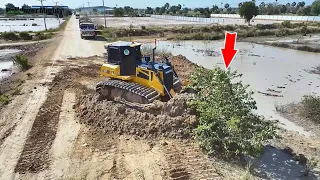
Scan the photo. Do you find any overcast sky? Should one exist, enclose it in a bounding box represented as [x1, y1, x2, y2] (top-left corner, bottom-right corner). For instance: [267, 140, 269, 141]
[2, 0, 316, 9]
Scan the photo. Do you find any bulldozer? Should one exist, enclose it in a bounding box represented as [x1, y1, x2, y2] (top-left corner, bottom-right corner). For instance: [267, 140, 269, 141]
[96, 41, 186, 104]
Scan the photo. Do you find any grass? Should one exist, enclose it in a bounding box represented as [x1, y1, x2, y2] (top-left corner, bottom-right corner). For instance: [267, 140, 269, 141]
[299, 95, 320, 124]
[0, 94, 10, 106]
[140, 44, 171, 57]
[308, 65, 320, 75]
[12, 55, 31, 70]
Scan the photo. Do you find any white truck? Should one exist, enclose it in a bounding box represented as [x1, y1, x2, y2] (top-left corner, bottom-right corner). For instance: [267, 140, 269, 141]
[79, 22, 97, 40]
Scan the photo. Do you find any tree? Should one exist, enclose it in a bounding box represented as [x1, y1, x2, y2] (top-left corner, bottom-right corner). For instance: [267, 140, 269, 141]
[297, 1, 305, 8]
[292, 2, 297, 7]
[238, 2, 243, 8]
[239, 1, 258, 25]
[145, 7, 154, 14]
[297, 6, 311, 15]
[22, 4, 31, 9]
[189, 66, 278, 157]
[164, 3, 170, 10]
[0, 8, 4, 15]
[92, 8, 98, 14]
[155, 7, 160, 14]
[224, 3, 230, 9]
[5, 3, 15, 9]
[159, 7, 166, 14]
[280, 5, 287, 13]
[211, 5, 219, 13]
[177, 4, 182, 10]
[311, 0, 320, 15]
[114, 7, 124, 17]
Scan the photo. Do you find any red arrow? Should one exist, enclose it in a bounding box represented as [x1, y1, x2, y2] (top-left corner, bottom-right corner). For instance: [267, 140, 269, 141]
[220, 32, 238, 69]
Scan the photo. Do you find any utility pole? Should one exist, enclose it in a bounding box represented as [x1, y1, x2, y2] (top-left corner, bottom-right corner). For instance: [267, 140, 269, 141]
[87, 1, 91, 16]
[102, 0, 106, 27]
[37, 0, 47, 31]
[54, 2, 60, 25]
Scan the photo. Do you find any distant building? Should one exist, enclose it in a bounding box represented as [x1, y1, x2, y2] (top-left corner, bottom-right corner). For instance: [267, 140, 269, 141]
[79, 6, 114, 14]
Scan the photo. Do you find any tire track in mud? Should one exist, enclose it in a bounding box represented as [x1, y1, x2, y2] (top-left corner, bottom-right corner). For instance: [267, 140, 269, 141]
[14, 64, 99, 174]
[14, 83, 64, 173]
[162, 141, 222, 180]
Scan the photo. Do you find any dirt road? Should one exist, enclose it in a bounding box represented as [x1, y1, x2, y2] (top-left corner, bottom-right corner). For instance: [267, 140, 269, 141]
[0, 15, 104, 179]
[0, 15, 223, 180]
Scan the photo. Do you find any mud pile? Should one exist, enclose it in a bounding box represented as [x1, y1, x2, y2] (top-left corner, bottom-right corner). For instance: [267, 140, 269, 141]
[76, 92, 198, 139]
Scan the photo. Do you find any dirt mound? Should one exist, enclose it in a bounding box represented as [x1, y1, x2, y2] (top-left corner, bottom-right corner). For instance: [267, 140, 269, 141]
[76, 93, 198, 139]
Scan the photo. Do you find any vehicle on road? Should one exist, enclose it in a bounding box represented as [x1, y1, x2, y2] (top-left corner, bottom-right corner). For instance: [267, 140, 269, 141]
[79, 22, 97, 40]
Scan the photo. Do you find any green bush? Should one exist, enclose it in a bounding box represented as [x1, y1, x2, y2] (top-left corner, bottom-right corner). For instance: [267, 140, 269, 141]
[256, 24, 278, 30]
[275, 28, 289, 37]
[35, 32, 53, 40]
[0, 94, 10, 105]
[281, 20, 292, 28]
[224, 25, 236, 31]
[300, 95, 320, 123]
[188, 66, 278, 157]
[12, 55, 31, 70]
[301, 26, 307, 35]
[1, 32, 19, 40]
[19, 32, 32, 40]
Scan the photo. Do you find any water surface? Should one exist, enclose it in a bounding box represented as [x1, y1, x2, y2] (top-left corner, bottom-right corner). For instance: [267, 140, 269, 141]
[150, 40, 320, 135]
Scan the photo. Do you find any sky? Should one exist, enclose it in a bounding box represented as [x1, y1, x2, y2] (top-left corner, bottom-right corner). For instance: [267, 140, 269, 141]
[2, 0, 316, 9]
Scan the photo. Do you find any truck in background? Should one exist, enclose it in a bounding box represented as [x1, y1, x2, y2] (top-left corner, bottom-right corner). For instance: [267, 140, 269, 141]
[80, 22, 97, 40]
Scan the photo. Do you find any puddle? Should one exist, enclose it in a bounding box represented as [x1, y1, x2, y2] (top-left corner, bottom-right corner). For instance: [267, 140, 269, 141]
[148, 40, 320, 136]
[253, 146, 318, 180]
[0, 49, 21, 79]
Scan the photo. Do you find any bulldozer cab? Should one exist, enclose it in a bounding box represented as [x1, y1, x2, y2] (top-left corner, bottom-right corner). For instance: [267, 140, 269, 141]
[105, 41, 142, 76]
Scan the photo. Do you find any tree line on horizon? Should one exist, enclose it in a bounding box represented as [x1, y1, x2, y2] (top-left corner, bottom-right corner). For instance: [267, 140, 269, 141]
[111, 1, 320, 17]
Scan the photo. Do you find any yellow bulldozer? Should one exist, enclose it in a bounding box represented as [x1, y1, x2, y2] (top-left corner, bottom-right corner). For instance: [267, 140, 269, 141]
[96, 41, 187, 104]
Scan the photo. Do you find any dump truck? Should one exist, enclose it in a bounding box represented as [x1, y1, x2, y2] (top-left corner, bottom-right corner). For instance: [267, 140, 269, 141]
[79, 22, 97, 40]
[96, 41, 186, 104]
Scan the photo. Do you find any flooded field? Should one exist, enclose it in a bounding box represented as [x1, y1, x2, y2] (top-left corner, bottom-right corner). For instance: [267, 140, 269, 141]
[0, 18, 64, 32]
[91, 17, 207, 28]
[150, 40, 320, 135]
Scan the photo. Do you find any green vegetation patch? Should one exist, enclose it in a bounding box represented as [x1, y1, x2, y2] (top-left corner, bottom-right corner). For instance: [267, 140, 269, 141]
[187, 66, 279, 157]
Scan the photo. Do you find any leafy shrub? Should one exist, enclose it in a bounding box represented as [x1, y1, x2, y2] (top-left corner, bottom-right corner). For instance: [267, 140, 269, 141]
[301, 26, 307, 35]
[281, 20, 292, 28]
[1, 32, 19, 40]
[12, 55, 31, 70]
[224, 25, 236, 31]
[188, 66, 278, 157]
[141, 25, 146, 30]
[200, 26, 211, 33]
[275, 28, 289, 37]
[256, 23, 278, 30]
[300, 95, 320, 123]
[19, 32, 32, 40]
[0, 94, 10, 105]
[35, 32, 53, 40]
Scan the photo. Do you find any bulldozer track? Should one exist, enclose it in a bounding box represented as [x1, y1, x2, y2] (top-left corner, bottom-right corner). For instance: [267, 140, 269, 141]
[96, 79, 160, 104]
[14, 87, 64, 174]
[162, 141, 222, 180]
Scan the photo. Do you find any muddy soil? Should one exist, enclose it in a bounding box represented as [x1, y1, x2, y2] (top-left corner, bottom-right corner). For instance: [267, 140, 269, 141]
[14, 64, 99, 174]
[0, 42, 49, 98]
[76, 92, 198, 139]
